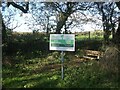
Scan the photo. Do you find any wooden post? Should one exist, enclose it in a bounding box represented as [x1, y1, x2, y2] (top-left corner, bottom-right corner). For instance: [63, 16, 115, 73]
[61, 51, 64, 80]
[89, 31, 90, 40]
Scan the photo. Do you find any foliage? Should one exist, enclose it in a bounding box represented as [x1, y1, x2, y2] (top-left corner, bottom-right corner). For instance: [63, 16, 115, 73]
[2, 33, 119, 88]
[2, 1, 120, 44]
[3, 32, 104, 56]
[93, 2, 120, 43]
[3, 54, 119, 88]
[3, 32, 49, 56]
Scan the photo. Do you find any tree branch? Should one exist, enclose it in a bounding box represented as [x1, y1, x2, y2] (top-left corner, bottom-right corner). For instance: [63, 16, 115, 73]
[116, 1, 120, 10]
[7, 2, 29, 13]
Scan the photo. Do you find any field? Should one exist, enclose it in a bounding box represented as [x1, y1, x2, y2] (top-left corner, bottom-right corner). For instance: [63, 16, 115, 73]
[2, 32, 119, 88]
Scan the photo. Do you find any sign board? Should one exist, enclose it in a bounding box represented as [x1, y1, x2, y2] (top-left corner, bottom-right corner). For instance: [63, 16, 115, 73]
[50, 34, 75, 51]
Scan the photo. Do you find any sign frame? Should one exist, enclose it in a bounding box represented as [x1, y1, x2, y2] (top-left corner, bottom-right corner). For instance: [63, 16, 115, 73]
[49, 34, 75, 51]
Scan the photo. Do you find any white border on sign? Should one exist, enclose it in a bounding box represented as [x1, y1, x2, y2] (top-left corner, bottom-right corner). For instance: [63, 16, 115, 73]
[49, 34, 75, 51]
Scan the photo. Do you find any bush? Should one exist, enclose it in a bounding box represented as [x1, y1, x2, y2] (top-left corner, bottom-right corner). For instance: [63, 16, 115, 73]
[100, 46, 119, 74]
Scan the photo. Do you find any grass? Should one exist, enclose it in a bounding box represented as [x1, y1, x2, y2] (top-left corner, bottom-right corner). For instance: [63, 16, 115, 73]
[2, 33, 119, 88]
[2, 51, 119, 88]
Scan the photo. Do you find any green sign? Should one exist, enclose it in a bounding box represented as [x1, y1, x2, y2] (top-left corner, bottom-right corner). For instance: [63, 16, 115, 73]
[51, 39, 74, 47]
[50, 34, 75, 51]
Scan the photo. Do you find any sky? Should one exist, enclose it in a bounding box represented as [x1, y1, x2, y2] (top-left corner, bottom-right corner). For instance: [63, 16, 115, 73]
[13, 13, 103, 33]
[13, 19, 102, 33]
[2, 2, 103, 33]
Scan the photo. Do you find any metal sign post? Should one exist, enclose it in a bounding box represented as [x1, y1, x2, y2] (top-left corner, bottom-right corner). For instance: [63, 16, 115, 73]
[49, 34, 75, 80]
[61, 51, 64, 80]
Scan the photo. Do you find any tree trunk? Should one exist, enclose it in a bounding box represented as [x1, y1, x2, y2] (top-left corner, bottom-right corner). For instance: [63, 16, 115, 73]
[46, 23, 49, 34]
[111, 23, 115, 40]
[56, 14, 68, 34]
[56, 18, 67, 34]
[101, 5, 109, 45]
[88, 31, 90, 40]
[115, 2, 120, 44]
[103, 31, 109, 44]
[0, 12, 2, 46]
[64, 22, 68, 34]
[1, 13, 7, 44]
[103, 21, 111, 45]
[114, 17, 120, 44]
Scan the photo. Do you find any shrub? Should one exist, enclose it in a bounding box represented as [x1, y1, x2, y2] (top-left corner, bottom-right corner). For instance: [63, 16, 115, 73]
[100, 46, 119, 76]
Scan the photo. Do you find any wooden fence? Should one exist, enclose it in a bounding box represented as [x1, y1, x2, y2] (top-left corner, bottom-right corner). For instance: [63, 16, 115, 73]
[75, 31, 104, 40]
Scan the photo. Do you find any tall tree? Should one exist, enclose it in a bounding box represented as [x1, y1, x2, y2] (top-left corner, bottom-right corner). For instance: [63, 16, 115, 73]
[94, 2, 118, 44]
[3, 1, 120, 41]
[28, 2, 56, 33]
[44, 2, 89, 33]
[1, 0, 29, 43]
[115, 1, 120, 44]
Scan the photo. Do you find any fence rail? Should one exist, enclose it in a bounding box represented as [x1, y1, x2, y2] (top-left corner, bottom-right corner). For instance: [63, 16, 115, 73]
[75, 31, 110, 40]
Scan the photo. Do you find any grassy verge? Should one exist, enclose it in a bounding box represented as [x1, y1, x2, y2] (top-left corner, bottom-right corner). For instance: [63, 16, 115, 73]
[2, 51, 119, 88]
